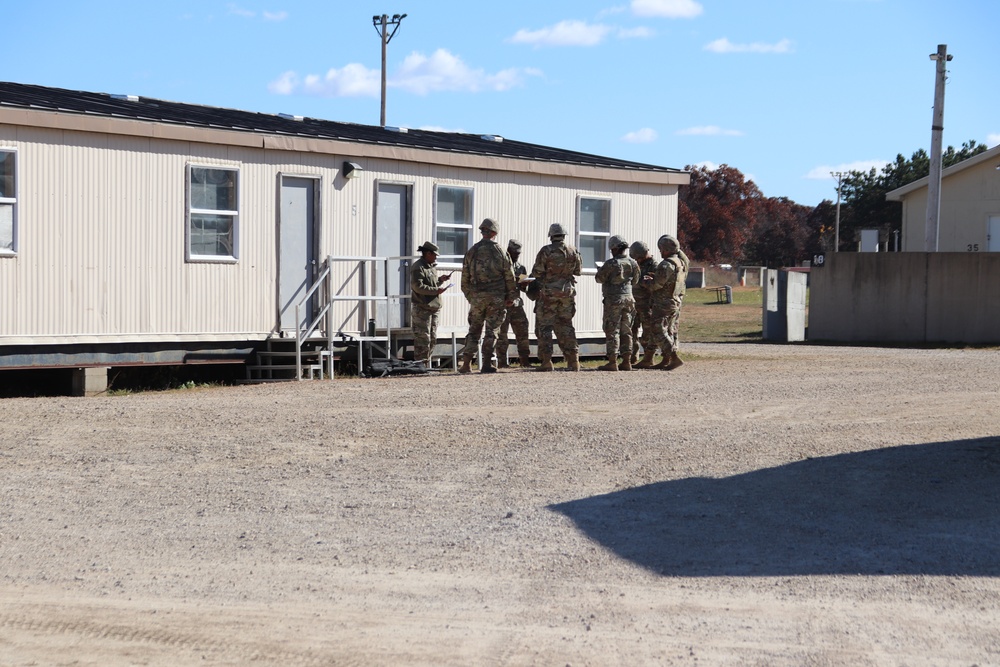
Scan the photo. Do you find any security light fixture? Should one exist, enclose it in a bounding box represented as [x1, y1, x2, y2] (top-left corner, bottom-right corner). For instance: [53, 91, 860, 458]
[343, 162, 363, 180]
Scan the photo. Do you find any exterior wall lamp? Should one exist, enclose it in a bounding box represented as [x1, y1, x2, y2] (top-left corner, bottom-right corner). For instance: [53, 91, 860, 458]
[343, 162, 363, 180]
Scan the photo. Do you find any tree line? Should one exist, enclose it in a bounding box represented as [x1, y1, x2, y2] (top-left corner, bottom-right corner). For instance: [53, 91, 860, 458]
[677, 140, 989, 268]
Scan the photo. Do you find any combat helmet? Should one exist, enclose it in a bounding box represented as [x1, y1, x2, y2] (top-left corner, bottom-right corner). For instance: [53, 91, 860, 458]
[608, 234, 628, 251]
[657, 235, 679, 252]
[548, 223, 568, 238]
[507, 239, 523, 253]
[479, 218, 499, 234]
[629, 241, 648, 260]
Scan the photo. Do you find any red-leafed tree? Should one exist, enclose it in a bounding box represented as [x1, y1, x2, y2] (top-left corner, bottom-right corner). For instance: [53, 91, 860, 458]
[678, 164, 763, 263]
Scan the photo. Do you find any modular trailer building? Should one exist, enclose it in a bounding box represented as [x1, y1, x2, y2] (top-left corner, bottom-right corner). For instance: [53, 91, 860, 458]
[0, 81, 689, 388]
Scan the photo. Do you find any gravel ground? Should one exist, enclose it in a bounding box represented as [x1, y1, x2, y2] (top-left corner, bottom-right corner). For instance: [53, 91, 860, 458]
[1, 342, 999, 666]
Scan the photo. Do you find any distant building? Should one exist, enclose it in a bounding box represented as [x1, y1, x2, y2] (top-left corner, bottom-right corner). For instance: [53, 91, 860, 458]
[887, 143, 1000, 252]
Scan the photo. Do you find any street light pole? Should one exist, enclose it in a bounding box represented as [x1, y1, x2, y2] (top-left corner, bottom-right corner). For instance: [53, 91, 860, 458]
[372, 13, 407, 127]
[832, 171, 846, 253]
[925, 44, 952, 252]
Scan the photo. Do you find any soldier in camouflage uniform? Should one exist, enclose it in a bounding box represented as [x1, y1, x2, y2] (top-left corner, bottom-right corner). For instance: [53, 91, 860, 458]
[530, 223, 583, 372]
[629, 241, 660, 368]
[670, 237, 691, 359]
[595, 235, 640, 371]
[497, 239, 533, 368]
[644, 235, 688, 370]
[409, 241, 451, 367]
[458, 218, 518, 374]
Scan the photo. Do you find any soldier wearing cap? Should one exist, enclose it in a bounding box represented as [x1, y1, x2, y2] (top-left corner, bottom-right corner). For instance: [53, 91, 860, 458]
[530, 223, 583, 371]
[458, 218, 518, 374]
[594, 235, 640, 371]
[410, 241, 451, 367]
[630, 240, 660, 368]
[643, 235, 687, 370]
[497, 238, 533, 368]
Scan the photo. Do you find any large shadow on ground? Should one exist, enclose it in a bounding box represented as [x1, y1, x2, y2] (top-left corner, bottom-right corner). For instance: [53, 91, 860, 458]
[550, 438, 1000, 576]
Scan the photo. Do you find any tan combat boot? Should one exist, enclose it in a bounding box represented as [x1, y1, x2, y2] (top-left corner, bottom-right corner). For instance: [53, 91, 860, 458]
[458, 357, 472, 374]
[597, 357, 618, 371]
[537, 354, 553, 372]
[620, 356, 633, 371]
[518, 353, 533, 368]
[497, 355, 509, 369]
[634, 350, 656, 369]
[630, 351, 638, 365]
[665, 352, 684, 371]
[652, 354, 671, 370]
[565, 351, 580, 372]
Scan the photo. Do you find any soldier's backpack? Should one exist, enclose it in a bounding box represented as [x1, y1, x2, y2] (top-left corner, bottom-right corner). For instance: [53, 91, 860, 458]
[363, 358, 433, 378]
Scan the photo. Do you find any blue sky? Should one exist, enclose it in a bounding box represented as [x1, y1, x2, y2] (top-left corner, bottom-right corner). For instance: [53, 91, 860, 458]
[6, 0, 998, 206]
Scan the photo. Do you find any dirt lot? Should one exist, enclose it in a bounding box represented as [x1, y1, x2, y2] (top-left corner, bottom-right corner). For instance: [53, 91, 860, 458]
[2, 343, 999, 666]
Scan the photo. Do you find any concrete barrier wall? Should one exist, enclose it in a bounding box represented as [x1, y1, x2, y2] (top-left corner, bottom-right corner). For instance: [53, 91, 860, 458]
[810, 253, 1000, 344]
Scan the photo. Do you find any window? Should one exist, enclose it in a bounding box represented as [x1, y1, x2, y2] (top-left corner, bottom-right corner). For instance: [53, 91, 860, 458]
[0, 150, 16, 255]
[577, 196, 610, 270]
[187, 165, 239, 261]
[433, 185, 473, 264]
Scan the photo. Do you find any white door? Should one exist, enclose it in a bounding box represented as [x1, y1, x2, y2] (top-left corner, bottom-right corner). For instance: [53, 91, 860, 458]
[279, 177, 317, 333]
[374, 183, 410, 328]
[988, 216, 1000, 252]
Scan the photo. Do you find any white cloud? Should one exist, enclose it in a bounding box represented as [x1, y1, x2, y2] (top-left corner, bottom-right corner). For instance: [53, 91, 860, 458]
[631, 0, 703, 18]
[598, 5, 628, 17]
[704, 37, 793, 54]
[622, 128, 658, 143]
[270, 50, 539, 98]
[394, 49, 539, 94]
[676, 125, 744, 137]
[228, 3, 255, 18]
[987, 133, 1000, 148]
[263, 11, 288, 21]
[617, 26, 654, 39]
[804, 160, 889, 180]
[509, 20, 613, 47]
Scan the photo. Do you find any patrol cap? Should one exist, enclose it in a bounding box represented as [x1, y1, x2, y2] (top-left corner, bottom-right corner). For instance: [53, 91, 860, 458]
[548, 223, 568, 237]
[608, 234, 628, 250]
[479, 218, 499, 233]
[657, 235, 679, 252]
[507, 239, 523, 252]
[417, 241, 439, 253]
[629, 241, 648, 260]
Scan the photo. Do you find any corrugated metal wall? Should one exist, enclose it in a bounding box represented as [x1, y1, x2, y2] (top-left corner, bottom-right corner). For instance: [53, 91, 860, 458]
[0, 124, 678, 345]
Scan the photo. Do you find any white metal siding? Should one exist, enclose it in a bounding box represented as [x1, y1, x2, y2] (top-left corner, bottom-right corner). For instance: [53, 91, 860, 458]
[1, 122, 678, 345]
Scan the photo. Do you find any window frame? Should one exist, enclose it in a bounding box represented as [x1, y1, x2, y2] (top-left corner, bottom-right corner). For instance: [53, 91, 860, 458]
[0, 148, 18, 256]
[576, 195, 612, 273]
[432, 184, 474, 268]
[185, 163, 240, 263]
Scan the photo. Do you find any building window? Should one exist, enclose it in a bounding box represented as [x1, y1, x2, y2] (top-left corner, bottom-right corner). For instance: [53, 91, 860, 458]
[0, 150, 17, 255]
[433, 185, 473, 265]
[187, 165, 239, 261]
[577, 196, 611, 270]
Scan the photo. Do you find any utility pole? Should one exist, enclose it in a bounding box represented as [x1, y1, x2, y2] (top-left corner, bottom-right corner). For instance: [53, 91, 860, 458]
[372, 13, 407, 127]
[832, 171, 846, 253]
[925, 44, 952, 252]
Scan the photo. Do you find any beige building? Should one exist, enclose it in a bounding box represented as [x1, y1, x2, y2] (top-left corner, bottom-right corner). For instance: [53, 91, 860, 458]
[887, 143, 1000, 252]
[0, 82, 688, 380]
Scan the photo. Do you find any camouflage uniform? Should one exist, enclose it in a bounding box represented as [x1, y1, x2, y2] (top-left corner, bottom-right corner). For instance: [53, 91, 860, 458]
[649, 252, 687, 357]
[672, 248, 691, 353]
[498, 253, 531, 363]
[409, 255, 443, 365]
[631, 252, 660, 359]
[530, 236, 583, 359]
[460, 229, 517, 368]
[595, 249, 640, 360]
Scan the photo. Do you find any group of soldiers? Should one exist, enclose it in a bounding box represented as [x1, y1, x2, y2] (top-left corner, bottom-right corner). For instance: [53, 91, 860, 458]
[409, 218, 689, 374]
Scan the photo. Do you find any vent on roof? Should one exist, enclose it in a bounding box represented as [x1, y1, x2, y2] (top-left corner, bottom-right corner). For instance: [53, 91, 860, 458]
[279, 113, 304, 121]
[481, 134, 504, 143]
[384, 126, 408, 133]
[110, 94, 139, 102]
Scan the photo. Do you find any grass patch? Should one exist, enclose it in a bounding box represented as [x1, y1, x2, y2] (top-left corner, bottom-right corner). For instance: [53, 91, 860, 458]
[681, 286, 764, 343]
